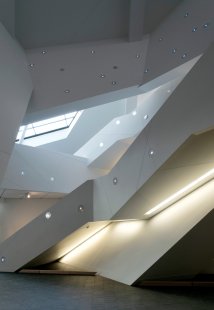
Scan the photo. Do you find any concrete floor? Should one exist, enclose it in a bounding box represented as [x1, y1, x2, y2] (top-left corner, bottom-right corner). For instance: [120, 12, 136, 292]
[0, 273, 213, 310]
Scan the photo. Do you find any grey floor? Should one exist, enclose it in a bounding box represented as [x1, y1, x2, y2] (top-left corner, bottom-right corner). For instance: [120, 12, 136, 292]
[0, 273, 213, 310]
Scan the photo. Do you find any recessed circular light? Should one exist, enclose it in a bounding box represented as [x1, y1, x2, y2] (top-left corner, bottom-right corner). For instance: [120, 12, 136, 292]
[184, 12, 189, 17]
[91, 50, 95, 54]
[1, 256, 6, 263]
[42, 50, 47, 54]
[144, 114, 148, 120]
[112, 81, 117, 85]
[144, 68, 149, 73]
[29, 63, 35, 68]
[99, 142, 104, 147]
[45, 211, 51, 220]
[116, 120, 120, 125]
[172, 48, 177, 54]
[100, 74, 105, 78]
[27, 193, 31, 199]
[78, 205, 85, 213]
[132, 110, 137, 116]
[21, 171, 25, 176]
[159, 37, 163, 42]
[203, 22, 209, 29]
[181, 53, 187, 59]
[192, 27, 198, 32]
[149, 149, 155, 158]
[50, 177, 54, 182]
[64, 89, 70, 94]
[167, 89, 171, 93]
[113, 177, 118, 185]
[136, 54, 140, 59]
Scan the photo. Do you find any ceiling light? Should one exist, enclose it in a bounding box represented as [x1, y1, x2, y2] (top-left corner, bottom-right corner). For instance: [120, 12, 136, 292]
[113, 65, 118, 69]
[181, 53, 187, 59]
[42, 50, 47, 54]
[91, 50, 95, 54]
[27, 193, 31, 199]
[29, 63, 35, 68]
[192, 27, 198, 32]
[144, 69, 149, 73]
[184, 12, 189, 17]
[116, 120, 120, 125]
[112, 81, 117, 85]
[64, 89, 70, 94]
[172, 48, 177, 54]
[203, 23, 209, 28]
[167, 89, 171, 93]
[144, 168, 214, 217]
[113, 177, 118, 185]
[136, 54, 140, 59]
[1, 256, 6, 263]
[132, 110, 137, 116]
[159, 37, 163, 41]
[78, 205, 85, 213]
[100, 74, 105, 78]
[99, 142, 104, 147]
[21, 171, 25, 176]
[148, 149, 154, 157]
[45, 211, 51, 219]
[50, 177, 54, 181]
[144, 114, 148, 120]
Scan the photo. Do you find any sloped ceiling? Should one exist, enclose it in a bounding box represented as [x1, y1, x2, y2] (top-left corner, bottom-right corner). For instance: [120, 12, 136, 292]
[15, 0, 181, 49]
[143, 0, 181, 34]
[0, 0, 15, 37]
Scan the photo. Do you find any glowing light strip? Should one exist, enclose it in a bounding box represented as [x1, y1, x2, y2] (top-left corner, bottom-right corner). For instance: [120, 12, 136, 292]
[144, 168, 214, 216]
[60, 223, 111, 263]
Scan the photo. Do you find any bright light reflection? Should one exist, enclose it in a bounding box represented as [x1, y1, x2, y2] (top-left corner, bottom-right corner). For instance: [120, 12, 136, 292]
[60, 220, 143, 264]
[60, 225, 110, 264]
[111, 221, 143, 235]
[145, 168, 214, 216]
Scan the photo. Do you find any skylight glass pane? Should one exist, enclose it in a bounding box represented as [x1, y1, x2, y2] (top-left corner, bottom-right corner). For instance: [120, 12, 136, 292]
[25, 128, 36, 138]
[17, 110, 82, 145]
[65, 117, 74, 127]
[34, 120, 67, 135]
[66, 112, 77, 118]
[33, 115, 65, 127]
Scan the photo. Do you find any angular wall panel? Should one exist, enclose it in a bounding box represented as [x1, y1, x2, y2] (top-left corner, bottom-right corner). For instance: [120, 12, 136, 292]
[0, 23, 32, 185]
[0, 181, 93, 272]
[94, 42, 214, 221]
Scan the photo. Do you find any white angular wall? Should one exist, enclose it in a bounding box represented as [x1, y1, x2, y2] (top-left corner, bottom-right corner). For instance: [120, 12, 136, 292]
[0, 181, 93, 272]
[0, 198, 59, 243]
[0, 23, 32, 185]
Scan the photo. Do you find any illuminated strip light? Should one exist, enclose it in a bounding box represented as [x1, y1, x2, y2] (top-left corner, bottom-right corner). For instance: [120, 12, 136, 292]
[60, 223, 111, 264]
[144, 168, 214, 217]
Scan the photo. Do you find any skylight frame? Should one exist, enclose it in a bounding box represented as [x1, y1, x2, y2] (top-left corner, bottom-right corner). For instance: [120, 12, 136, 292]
[16, 111, 79, 143]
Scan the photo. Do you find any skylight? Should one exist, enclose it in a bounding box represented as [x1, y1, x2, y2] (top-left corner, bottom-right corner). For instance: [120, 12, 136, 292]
[16, 111, 82, 146]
